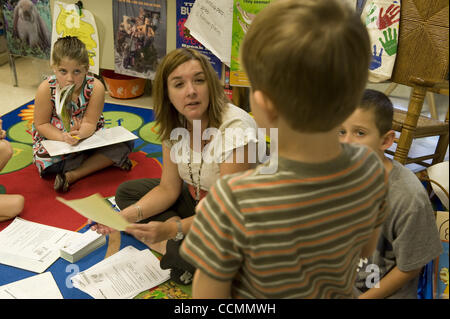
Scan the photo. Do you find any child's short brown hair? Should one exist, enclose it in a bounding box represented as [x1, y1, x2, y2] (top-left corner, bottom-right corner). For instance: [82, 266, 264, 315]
[360, 89, 394, 136]
[242, 0, 371, 132]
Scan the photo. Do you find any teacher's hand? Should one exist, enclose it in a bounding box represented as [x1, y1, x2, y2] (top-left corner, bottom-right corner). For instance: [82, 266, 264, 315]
[88, 219, 118, 235]
[126, 220, 174, 246]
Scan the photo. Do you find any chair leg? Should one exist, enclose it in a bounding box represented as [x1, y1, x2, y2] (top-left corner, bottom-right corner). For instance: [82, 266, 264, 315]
[384, 82, 398, 96]
[394, 86, 427, 165]
[426, 92, 438, 120]
[432, 132, 449, 165]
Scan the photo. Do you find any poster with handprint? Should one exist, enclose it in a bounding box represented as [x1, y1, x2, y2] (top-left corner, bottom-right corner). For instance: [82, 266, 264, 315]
[362, 0, 400, 82]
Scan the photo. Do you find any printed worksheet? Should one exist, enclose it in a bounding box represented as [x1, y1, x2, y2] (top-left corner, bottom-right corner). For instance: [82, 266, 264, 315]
[0, 218, 79, 273]
[0, 272, 63, 299]
[41, 126, 138, 156]
[71, 246, 170, 299]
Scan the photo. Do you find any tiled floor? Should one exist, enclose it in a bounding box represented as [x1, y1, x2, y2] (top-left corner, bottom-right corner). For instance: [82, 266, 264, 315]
[0, 56, 448, 172]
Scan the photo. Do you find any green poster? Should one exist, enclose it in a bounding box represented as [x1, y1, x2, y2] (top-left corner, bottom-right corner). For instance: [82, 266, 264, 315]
[230, 0, 272, 86]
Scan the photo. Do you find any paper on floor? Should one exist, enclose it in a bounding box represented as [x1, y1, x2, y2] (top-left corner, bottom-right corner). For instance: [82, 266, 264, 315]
[0, 217, 79, 273]
[71, 246, 170, 299]
[0, 272, 63, 299]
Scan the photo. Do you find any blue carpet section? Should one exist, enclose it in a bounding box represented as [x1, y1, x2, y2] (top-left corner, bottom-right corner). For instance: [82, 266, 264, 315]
[1, 100, 35, 129]
[0, 101, 163, 298]
[0, 225, 150, 299]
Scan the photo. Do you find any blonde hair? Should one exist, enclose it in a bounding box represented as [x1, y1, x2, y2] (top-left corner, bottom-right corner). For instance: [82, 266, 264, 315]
[242, 0, 371, 132]
[153, 48, 227, 141]
[51, 36, 89, 68]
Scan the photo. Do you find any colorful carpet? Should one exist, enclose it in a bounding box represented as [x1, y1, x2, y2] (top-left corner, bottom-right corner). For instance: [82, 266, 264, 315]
[0, 101, 191, 299]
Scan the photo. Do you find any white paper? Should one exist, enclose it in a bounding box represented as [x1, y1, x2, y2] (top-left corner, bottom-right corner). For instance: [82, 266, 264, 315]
[61, 229, 103, 255]
[107, 197, 121, 212]
[0, 272, 63, 299]
[0, 218, 78, 273]
[185, 0, 233, 66]
[41, 126, 138, 156]
[71, 246, 170, 299]
[427, 161, 449, 210]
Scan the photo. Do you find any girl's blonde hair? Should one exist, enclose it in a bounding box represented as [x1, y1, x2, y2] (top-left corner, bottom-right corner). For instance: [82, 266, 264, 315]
[51, 36, 89, 68]
[153, 48, 227, 141]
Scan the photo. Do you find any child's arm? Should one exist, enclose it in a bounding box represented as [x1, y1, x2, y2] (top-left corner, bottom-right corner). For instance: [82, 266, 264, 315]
[70, 78, 105, 139]
[358, 266, 423, 299]
[0, 118, 6, 139]
[34, 80, 68, 141]
[360, 226, 382, 258]
[0, 139, 13, 171]
[192, 269, 232, 299]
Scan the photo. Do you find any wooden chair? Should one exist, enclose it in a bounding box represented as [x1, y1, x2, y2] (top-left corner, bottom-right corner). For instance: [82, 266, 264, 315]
[384, 82, 439, 120]
[385, 0, 449, 168]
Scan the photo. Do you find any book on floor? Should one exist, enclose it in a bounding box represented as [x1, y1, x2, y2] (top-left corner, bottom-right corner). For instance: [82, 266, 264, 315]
[60, 229, 106, 263]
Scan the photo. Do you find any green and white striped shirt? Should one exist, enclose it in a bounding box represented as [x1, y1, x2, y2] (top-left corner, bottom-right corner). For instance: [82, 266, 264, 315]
[181, 143, 388, 298]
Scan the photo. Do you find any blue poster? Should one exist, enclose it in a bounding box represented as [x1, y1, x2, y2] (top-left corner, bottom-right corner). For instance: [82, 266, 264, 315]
[176, 0, 222, 79]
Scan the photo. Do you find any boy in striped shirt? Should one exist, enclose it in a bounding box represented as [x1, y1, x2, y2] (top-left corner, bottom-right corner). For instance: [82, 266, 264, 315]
[180, 0, 388, 298]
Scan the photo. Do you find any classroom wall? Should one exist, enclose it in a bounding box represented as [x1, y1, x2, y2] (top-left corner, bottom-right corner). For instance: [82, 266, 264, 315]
[49, 0, 177, 70]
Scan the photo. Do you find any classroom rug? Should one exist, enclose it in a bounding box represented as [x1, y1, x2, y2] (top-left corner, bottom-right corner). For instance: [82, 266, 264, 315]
[0, 100, 192, 299]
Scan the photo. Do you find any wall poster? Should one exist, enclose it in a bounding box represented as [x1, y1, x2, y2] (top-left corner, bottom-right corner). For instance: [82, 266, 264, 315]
[52, 1, 100, 75]
[113, 0, 167, 80]
[1, 0, 52, 59]
[230, 0, 271, 86]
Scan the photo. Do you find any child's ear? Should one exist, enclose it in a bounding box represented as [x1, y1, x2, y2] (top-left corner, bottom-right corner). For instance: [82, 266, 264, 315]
[380, 129, 395, 151]
[253, 90, 278, 122]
